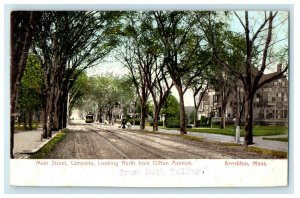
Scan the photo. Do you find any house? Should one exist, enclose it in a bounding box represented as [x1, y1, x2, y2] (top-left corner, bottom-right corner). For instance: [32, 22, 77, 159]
[197, 64, 288, 126]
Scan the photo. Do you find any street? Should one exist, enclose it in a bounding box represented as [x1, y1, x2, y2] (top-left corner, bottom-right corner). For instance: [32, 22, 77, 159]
[45, 121, 282, 159]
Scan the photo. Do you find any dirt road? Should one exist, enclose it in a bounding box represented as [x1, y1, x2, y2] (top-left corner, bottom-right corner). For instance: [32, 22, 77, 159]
[46, 122, 283, 159]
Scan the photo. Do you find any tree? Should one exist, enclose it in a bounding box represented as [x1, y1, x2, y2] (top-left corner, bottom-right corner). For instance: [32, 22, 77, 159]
[191, 80, 209, 127]
[17, 54, 43, 130]
[10, 11, 41, 158]
[203, 11, 288, 145]
[118, 12, 152, 130]
[32, 11, 121, 138]
[82, 74, 135, 124]
[161, 94, 180, 126]
[153, 11, 208, 134]
[69, 71, 91, 115]
[119, 12, 174, 131]
[209, 66, 236, 129]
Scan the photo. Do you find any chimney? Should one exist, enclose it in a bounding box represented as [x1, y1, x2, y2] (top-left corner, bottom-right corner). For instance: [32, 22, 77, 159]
[277, 64, 282, 73]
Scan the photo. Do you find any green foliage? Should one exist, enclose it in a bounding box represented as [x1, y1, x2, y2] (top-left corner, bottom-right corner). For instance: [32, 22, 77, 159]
[17, 53, 43, 128]
[262, 137, 288, 142]
[150, 120, 163, 127]
[199, 116, 210, 126]
[161, 94, 180, 121]
[188, 110, 195, 124]
[166, 121, 180, 128]
[78, 74, 136, 115]
[69, 71, 91, 110]
[135, 101, 153, 118]
[30, 129, 67, 159]
[14, 124, 38, 132]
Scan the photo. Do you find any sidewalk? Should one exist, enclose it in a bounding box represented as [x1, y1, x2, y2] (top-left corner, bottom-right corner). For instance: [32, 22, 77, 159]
[131, 126, 288, 152]
[13, 128, 59, 158]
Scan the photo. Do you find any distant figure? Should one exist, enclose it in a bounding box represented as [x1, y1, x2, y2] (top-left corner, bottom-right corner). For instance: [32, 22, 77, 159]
[121, 119, 127, 129]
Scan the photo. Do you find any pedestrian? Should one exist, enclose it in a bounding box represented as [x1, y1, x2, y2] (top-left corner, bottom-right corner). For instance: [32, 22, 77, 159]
[122, 119, 127, 129]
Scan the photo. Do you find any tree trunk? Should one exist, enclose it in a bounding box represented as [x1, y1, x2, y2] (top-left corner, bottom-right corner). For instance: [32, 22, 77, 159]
[108, 109, 113, 124]
[244, 94, 254, 145]
[99, 108, 103, 123]
[10, 12, 35, 158]
[152, 108, 160, 131]
[28, 110, 33, 130]
[10, 114, 15, 158]
[220, 106, 226, 129]
[58, 106, 63, 129]
[37, 112, 40, 123]
[43, 86, 55, 138]
[52, 87, 60, 131]
[238, 98, 245, 127]
[18, 115, 21, 126]
[58, 93, 66, 129]
[140, 100, 147, 130]
[23, 111, 27, 131]
[153, 116, 159, 131]
[46, 108, 53, 138]
[42, 102, 48, 138]
[52, 107, 59, 131]
[62, 98, 68, 128]
[178, 90, 187, 135]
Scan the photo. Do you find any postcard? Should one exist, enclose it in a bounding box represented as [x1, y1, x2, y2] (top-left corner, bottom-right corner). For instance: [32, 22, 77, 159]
[9, 8, 289, 188]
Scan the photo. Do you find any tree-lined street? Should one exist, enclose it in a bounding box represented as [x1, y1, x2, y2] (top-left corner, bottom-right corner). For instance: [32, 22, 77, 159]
[44, 121, 286, 159]
[10, 11, 288, 159]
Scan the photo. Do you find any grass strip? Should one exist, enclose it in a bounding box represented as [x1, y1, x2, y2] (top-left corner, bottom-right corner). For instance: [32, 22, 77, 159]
[246, 146, 288, 158]
[131, 128, 287, 158]
[262, 137, 288, 142]
[30, 129, 68, 159]
[185, 126, 288, 137]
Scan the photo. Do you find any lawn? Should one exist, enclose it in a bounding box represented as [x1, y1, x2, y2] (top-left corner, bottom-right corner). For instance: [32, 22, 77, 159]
[14, 124, 39, 132]
[262, 137, 288, 142]
[166, 125, 288, 137]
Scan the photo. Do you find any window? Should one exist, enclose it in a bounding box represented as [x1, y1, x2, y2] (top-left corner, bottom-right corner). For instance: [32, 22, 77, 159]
[284, 110, 288, 118]
[213, 95, 220, 103]
[272, 97, 276, 102]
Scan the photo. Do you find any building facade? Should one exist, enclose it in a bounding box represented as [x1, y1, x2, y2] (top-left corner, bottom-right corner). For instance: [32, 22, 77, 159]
[197, 65, 288, 126]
